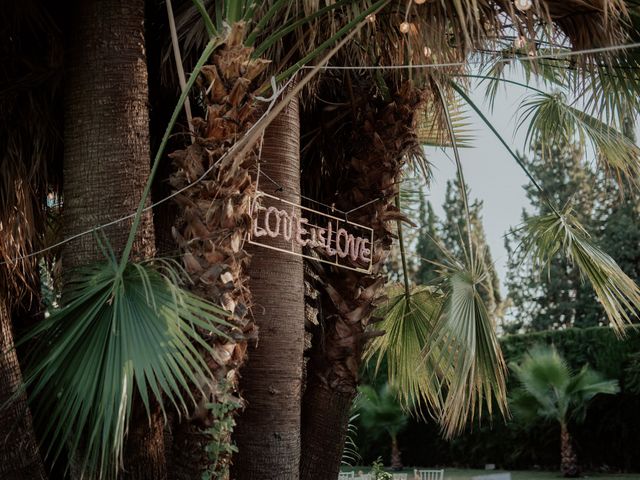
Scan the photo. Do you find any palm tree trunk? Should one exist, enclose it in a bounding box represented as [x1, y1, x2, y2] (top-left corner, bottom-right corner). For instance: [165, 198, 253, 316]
[300, 82, 422, 480]
[300, 380, 354, 480]
[0, 294, 47, 480]
[390, 434, 402, 471]
[62, 0, 162, 477]
[560, 423, 579, 478]
[166, 23, 266, 479]
[232, 93, 305, 479]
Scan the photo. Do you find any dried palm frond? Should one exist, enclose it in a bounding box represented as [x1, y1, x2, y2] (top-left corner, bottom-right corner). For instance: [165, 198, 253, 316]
[0, 0, 63, 306]
[160, 0, 638, 106]
[424, 249, 509, 438]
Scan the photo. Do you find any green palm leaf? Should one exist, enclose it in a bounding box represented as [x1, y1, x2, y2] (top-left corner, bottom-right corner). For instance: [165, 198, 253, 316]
[22, 256, 231, 478]
[356, 383, 408, 439]
[417, 96, 474, 148]
[510, 345, 619, 426]
[520, 206, 640, 333]
[365, 285, 447, 414]
[517, 92, 640, 187]
[428, 253, 508, 438]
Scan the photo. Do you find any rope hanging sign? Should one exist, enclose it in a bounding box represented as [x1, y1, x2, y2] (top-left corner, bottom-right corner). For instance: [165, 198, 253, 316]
[248, 191, 374, 274]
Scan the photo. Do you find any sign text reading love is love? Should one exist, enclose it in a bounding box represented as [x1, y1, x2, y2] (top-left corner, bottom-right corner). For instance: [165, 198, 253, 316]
[249, 192, 373, 273]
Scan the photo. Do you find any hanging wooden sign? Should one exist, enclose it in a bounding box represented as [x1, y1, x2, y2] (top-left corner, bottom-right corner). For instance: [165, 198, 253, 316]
[248, 191, 374, 274]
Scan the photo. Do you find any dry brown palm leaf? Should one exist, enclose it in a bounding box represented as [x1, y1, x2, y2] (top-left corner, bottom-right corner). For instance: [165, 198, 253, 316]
[0, 1, 63, 307]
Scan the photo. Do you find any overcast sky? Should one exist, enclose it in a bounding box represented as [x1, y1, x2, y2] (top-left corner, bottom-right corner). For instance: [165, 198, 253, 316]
[423, 75, 533, 291]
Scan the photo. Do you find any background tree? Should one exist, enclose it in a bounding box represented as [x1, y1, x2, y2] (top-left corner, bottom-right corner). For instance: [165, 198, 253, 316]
[510, 345, 619, 477]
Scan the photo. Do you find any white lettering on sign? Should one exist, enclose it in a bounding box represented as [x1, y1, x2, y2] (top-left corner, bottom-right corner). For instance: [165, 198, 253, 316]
[248, 192, 373, 274]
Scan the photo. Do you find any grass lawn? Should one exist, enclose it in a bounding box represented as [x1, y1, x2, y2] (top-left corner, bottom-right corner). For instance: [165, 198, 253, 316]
[341, 467, 640, 479]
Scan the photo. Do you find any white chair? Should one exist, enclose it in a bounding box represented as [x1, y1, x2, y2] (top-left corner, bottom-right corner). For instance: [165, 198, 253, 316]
[356, 474, 372, 480]
[415, 469, 444, 480]
[393, 474, 408, 480]
[339, 473, 355, 480]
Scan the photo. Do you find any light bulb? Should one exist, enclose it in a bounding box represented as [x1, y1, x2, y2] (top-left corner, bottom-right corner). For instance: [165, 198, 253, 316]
[423, 46, 432, 57]
[514, 0, 533, 11]
[414, 0, 427, 4]
[366, 13, 376, 23]
[400, 22, 411, 34]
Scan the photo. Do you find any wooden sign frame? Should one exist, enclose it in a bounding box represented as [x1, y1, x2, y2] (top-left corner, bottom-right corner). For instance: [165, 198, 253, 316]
[248, 191, 374, 274]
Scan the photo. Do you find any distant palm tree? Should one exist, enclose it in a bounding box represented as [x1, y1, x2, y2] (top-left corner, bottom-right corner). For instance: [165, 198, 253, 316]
[357, 384, 409, 471]
[510, 346, 619, 478]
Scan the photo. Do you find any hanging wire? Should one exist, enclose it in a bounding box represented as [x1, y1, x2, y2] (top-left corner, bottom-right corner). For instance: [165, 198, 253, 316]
[5, 41, 640, 265]
[300, 41, 640, 70]
[0, 75, 296, 266]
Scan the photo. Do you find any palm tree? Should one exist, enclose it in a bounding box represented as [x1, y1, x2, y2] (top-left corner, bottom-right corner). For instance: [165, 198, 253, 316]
[60, 0, 162, 477]
[510, 345, 619, 477]
[162, 3, 386, 478]
[297, 5, 640, 479]
[357, 384, 409, 471]
[5, 1, 640, 478]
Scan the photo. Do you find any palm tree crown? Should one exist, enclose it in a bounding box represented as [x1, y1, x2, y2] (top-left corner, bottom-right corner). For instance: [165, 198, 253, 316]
[511, 345, 619, 425]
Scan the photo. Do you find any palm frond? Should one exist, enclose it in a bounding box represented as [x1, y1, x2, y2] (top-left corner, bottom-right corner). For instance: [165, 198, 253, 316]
[478, 47, 571, 112]
[21, 257, 231, 478]
[364, 285, 446, 414]
[519, 206, 640, 333]
[428, 253, 509, 438]
[356, 383, 408, 437]
[517, 92, 640, 187]
[417, 94, 474, 148]
[510, 345, 619, 425]
[574, 59, 640, 124]
[341, 412, 362, 467]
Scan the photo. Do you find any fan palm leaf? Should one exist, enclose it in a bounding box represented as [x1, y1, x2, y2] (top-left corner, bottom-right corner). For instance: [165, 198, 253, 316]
[520, 206, 640, 333]
[517, 91, 640, 186]
[365, 285, 446, 413]
[511, 345, 619, 477]
[20, 255, 230, 479]
[428, 252, 508, 438]
[510, 344, 619, 426]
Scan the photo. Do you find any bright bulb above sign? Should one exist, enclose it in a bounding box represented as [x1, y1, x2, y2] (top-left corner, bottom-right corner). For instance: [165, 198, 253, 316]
[248, 192, 374, 274]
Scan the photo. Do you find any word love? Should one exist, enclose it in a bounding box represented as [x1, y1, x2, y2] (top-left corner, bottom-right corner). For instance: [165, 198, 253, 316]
[253, 205, 371, 263]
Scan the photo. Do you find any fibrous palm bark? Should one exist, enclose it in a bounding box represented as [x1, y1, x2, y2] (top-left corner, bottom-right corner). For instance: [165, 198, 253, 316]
[300, 82, 423, 480]
[233, 91, 305, 480]
[167, 24, 265, 479]
[560, 423, 579, 478]
[390, 434, 403, 471]
[62, 0, 161, 477]
[0, 294, 47, 480]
